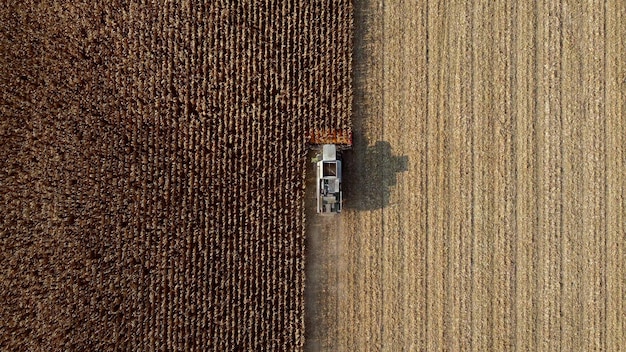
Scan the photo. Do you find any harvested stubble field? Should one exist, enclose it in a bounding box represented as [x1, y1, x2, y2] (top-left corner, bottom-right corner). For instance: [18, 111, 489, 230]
[1, 1, 351, 350]
[305, 0, 625, 350]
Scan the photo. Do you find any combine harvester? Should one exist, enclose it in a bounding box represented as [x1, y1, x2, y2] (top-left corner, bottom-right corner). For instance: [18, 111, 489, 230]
[309, 129, 352, 214]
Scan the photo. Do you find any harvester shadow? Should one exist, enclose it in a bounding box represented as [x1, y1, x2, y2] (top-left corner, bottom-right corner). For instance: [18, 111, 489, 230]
[341, 134, 408, 211]
[340, 0, 409, 212]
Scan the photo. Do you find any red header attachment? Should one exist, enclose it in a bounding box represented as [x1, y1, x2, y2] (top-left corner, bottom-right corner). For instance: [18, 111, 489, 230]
[308, 129, 352, 146]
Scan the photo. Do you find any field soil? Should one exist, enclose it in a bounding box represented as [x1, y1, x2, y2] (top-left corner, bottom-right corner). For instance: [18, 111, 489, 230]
[305, 0, 625, 350]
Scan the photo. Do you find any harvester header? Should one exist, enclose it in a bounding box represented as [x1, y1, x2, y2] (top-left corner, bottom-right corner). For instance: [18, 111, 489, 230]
[308, 129, 352, 146]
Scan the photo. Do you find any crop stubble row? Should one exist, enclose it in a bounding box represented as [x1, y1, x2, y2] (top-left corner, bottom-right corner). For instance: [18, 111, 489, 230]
[1, 1, 352, 350]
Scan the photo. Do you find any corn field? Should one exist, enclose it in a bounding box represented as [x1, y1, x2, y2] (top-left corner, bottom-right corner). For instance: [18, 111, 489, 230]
[0, 1, 352, 350]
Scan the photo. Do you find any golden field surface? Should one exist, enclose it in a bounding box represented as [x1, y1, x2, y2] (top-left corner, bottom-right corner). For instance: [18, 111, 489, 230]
[305, 0, 625, 350]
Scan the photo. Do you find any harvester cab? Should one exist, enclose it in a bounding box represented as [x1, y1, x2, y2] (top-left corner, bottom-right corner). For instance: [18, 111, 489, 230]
[309, 129, 352, 214]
